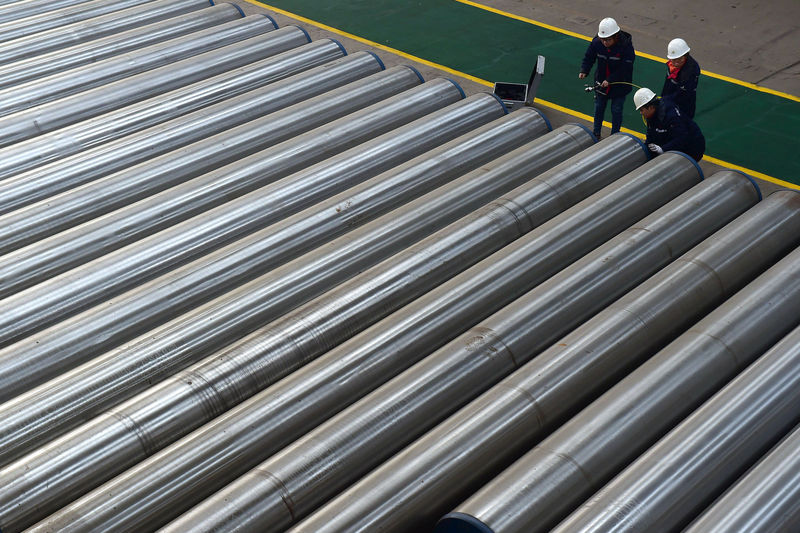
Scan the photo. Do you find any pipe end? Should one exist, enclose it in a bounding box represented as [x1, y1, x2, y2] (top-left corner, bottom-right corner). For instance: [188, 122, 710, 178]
[723, 168, 762, 201]
[402, 64, 425, 82]
[488, 92, 510, 114]
[568, 122, 597, 142]
[444, 78, 467, 100]
[665, 150, 705, 180]
[436, 513, 496, 533]
[327, 38, 347, 56]
[612, 131, 649, 158]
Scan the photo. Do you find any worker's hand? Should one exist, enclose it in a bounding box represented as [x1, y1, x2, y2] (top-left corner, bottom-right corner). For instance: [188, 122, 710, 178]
[648, 143, 664, 155]
[600, 80, 610, 88]
[578, 72, 587, 79]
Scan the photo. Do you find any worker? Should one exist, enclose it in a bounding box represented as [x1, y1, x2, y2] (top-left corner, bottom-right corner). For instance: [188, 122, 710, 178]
[634, 87, 705, 161]
[661, 38, 700, 118]
[579, 17, 635, 139]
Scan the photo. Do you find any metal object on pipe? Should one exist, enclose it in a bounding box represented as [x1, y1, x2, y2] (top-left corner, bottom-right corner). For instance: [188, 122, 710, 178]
[0, 84, 483, 403]
[0, 0, 181, 44]
[0, 76, 454, 353]
[0, 15, 280, 118]
[0, 99, 566, 532]
[687, 396, 800, 533]
[0, 24, 303, 148]
[0, 0, 216, 66]
[0, 40, 349, 187]
[270, 172, 764, 533]
[555, 300, 800, 533]
[439, 191, 800, 533]
[0, 98, 533, 470]
[0, 3, 243, 91]
[159, 139, 717, 533]
[0, 41, 357, 214]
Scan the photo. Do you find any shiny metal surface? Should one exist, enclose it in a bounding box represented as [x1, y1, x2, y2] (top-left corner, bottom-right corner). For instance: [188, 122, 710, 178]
[0, 98, 564, 532]
[0, 0, 174, 44]
[0, 0, 213, 66]
[0, 41, 355, 217]
[159, 136, 666, 533]
[446, 191, 800, 533]
[0, 0, 139, 23]
[0, 98, 526, 470]
[0, 39, 344, 185]
[0, 78, 455, 362]
[0, 3, 243, 93]
[555, 293, 800, 533]
[282, 172, 767, 533]
[687, 382, 800, 533]
[0, 25, 301, 148]
[0, 15, 278, 118]
[25, 111, 562, 533]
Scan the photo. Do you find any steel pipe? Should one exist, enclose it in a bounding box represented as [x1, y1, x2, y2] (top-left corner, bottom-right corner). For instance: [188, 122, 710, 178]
[0, 39, 347, 186]
[164, 138, 743, 533]
[293, 171, 793, 533]
[0, 41, 356, 214]
[0, 3, 244, 91]
[555, 294, 800, 532]
[0, 101, 539, 469]
[0, 0, 216, 66]
[0, 24, 304, 148]
[439, 190, 800, 533]
[0, 100, 572, 532]
[0, 84, 481, 399]
[0, 0, 141, 23]
[250, 171, 761, 533]
[0, 0, 177, 44]
[0, 15, 280, 118]
[687, 394, 800, 533]
[44, 136, 724, 533]
[0, 76, 455, 353]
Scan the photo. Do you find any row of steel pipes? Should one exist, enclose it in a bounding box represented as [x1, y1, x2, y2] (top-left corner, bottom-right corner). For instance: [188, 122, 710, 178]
[0, 0, 799, 531]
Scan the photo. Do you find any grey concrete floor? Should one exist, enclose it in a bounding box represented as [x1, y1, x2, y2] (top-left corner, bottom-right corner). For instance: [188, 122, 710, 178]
[238, 0, 799, 196]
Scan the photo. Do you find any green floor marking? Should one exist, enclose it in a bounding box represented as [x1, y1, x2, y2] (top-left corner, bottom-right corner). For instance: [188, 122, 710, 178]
[261, 0, 799, 185]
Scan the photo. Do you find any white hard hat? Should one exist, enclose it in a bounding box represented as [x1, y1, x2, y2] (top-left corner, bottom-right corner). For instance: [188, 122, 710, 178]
[634, 87, 657, 110]
[667, 38, 690, 59]
[597, 17, 620, 38]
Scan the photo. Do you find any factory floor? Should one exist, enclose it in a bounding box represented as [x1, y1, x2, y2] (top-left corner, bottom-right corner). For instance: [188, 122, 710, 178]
[238, 0, 800, 196]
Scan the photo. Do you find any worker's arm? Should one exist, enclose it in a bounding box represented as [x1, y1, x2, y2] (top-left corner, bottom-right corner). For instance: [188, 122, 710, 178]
[579, 40, 597, 77]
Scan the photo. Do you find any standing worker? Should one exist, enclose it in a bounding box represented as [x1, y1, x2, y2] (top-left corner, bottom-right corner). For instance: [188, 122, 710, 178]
[579, 17, 635, 139]
[661, 38, 700, 118]
[634, 87, 705, 161]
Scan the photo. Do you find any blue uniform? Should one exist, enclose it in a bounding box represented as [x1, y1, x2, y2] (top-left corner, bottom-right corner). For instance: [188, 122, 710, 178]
[646, 98, 706, 161]
[661, 54, 700, 118]
[580, 31, 635, 137]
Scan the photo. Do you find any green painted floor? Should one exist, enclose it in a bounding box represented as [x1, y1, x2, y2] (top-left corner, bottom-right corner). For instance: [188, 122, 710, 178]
[259, 0, 800, 186]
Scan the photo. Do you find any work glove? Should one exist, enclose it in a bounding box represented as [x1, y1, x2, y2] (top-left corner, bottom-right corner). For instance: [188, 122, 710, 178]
[648, 143, 664, 155]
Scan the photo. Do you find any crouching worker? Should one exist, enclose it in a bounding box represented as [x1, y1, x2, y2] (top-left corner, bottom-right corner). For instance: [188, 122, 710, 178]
[634, 87, 705, 161]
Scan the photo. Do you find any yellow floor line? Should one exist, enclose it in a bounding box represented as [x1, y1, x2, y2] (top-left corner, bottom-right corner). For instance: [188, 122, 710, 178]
[455, 0, 800, 102]
[243, 0, 799, 190]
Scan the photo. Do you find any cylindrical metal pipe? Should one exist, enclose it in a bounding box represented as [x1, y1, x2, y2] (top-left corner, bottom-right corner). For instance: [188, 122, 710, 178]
[0, 39, 347, 186]
[0, 0, 145, 24]
[0, 0, 216, 66]
[0, 24, 304, 148]
[686, 398, 800, 533]
[0, 102, 578, 532]
[0, 0, 185, 44]
[0, 104, 543, 470]
[554, 302, 800, 532]
[0, 3, 244, 92]
[0, 77, 457, 352]
[444, 192, 800, 533]
[24, 113, 562, 533]
[0, 15, 280, 118]
[172, 143, 768, 533]
[0, 41, 355, 214]
[293, 174, 797, 533]
[246, 172, 761, 533]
